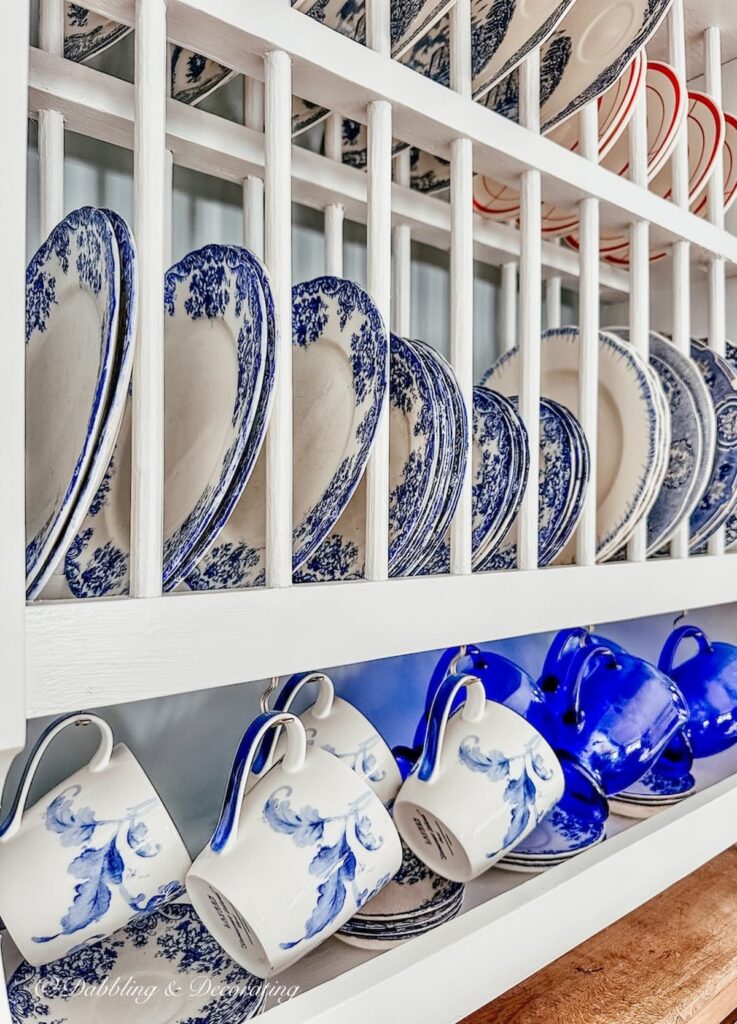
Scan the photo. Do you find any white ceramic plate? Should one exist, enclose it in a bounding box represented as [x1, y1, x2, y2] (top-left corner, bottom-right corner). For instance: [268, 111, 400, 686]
[25, 207, 120, 590]
[693, 111, 737, 219]
[31, 211, 138, 601]
[482, 0, 675, 134]
[186, 276, 388, 590]
[63, 244, 268, 597]
[483, 327, 659, 561]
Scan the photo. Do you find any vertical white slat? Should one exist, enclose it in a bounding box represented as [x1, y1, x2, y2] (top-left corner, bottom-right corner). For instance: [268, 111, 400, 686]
[392, 149, 411, 336]
[517, 49, 542, 571]
[164, 147, 174, 266]
[365, 97, 392, 581]
[130, 0, 168, 598]
[244, 77, 265, 259]
[449, 0, 473, 575]
[265, 49, 293, 588]
[324, 113, 344, 276]
[627, 85, 650, 563]
[38, 0, 64, 236]
[366, 0, 391, 56]
[668, 0, 691, 560]
[576, 101, 600, 567]
[545, 271, 562, 330]
[705, 26, 726, 558]
[501, 259, 518, 351]
[0, 0, 29, 796]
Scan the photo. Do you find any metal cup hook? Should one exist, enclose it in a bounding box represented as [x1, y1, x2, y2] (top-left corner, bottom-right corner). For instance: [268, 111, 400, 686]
[673, 609, 689, 629]
[260, 676, 280, 714]
[448, 644, 469, 676]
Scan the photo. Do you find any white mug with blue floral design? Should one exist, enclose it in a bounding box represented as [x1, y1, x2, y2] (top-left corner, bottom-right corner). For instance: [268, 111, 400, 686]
[252, 672, 403, 805]
[394, 675, 564, 883]
[0, 712, 191, 966]
[186, 710, 402, 977]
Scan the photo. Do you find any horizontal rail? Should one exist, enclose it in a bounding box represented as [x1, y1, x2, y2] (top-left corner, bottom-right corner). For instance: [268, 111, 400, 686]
[26, 555, 737, 717]
[82, 0, 737, 263]
[28, 48, 629, 290]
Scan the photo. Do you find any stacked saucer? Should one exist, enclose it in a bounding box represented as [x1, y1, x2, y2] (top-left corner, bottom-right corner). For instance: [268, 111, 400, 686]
[499, 763, 609, 874]
[337, 841, 465, 950]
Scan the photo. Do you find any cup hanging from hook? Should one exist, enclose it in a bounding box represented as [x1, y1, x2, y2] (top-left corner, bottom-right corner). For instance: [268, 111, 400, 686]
[260, 676, 280, 714]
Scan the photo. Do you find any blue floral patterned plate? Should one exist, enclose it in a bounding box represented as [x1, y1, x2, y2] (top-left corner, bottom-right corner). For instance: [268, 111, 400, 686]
[63, 5, 131, 62]
[293, 333, 438, 582]
[403, 0, 575, 101]
[25, 207, 120, 592]
[688, 340, 737, 549]
[7, 902, 267, 1023]
[31, 211, 137, 602]
[482, 0, 674, 134]
[63, 244, 267, 598]
[184, 276, 388, 589]
[717, 341, 737, 552]
[180, 258, 277, 591]
[401, 341, 470, 575]
[610, 329, 715, 555]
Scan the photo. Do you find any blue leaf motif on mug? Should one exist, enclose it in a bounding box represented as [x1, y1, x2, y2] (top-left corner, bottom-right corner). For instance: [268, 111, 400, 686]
[32, 786, 183, 945]
[263, 785, 387, 949]
[458, 738, 511, 781]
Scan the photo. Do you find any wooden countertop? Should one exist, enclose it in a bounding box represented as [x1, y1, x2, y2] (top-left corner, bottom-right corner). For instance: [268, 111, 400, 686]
[462, 847, 737, 1024]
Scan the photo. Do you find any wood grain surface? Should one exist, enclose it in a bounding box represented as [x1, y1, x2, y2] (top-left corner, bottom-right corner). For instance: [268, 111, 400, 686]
[462, 848, 737, 1024]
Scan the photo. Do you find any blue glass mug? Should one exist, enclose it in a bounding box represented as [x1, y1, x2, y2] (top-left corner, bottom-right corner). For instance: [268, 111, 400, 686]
[540, 628, 694, 796]
[659, 626, 737, 757]
[547, 642, 689, 796]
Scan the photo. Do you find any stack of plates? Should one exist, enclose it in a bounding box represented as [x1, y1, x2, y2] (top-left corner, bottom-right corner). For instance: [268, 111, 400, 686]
[26, 208, 137, 601]
[6, 902, 267, 1023]
[477, 396, 590, 571]
[51, 244, 278, 598]
[295, 334, 468, 581]
[337, 842, 465, 950]
[483, 327, 671, 563]
[609, 771, 696, 819]
[498, 763, 609, 873]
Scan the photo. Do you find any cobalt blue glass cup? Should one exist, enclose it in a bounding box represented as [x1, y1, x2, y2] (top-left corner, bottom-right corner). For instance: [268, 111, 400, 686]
[659, 625, 737, 758]
[545, 642, 689, 796]
[539, 628, 694, 796]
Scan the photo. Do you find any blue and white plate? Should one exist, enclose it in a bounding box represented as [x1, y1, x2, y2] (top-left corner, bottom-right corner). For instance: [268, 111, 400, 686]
[64, 244, 268, 598]
[293, 333, 438, 582]
[63, 5, 131, 62]
[403, 0, 575, 100]
[717, 341, 737, 552]
[179, 258, 278, 590]
[688, 340, 737, 549]
[301, 0, 455, 59]
[32, 211, 138, 602]
[7, 902, 267, 1023]
[25, 208, 120, 592]
[403, 341, 469, 575]
[483, 0, 674, 134]
[610, 329, 715, 555]
[477, 397, 587, 572]
[484, 328, 659, 562]
[187, 276, 388, 590]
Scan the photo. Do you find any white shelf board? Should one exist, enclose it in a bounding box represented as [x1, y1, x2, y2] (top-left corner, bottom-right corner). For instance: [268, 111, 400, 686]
[25, 555, 737, 718]
[80, 0, 737, 263]
[27, 48, 629, 292]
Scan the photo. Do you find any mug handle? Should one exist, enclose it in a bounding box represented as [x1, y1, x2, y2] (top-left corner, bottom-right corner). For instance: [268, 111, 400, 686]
[540, 627, 591, 691]
[251, 671, 333, 775]
[659, 625, 713, 675]
[425, 645, 483, 714]
[210, 711, 307, 856]
[0, 712, 114, 843]
[562, 644, 618, 729]
[416, 674, 486, 784]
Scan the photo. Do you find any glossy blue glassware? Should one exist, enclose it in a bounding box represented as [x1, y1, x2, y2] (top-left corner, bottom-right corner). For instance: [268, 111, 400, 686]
[659, 626, 737, 757]
[539, 628, 695, 797]
[411, 644, 549, 750]
[542, 642, 688, 796]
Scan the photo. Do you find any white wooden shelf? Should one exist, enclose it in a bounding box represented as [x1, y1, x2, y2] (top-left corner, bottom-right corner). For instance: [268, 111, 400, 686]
[26, 554, 737, 717]
[27, 48, 630, 293]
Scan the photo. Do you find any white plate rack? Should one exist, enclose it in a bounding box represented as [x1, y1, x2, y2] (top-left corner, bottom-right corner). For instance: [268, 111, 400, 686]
[4, 0, 737, 1021]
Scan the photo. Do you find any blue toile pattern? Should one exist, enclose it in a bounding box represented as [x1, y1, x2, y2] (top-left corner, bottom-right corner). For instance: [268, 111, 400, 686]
[263, 785, 390, 948]
[32, 785, 183, 946]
